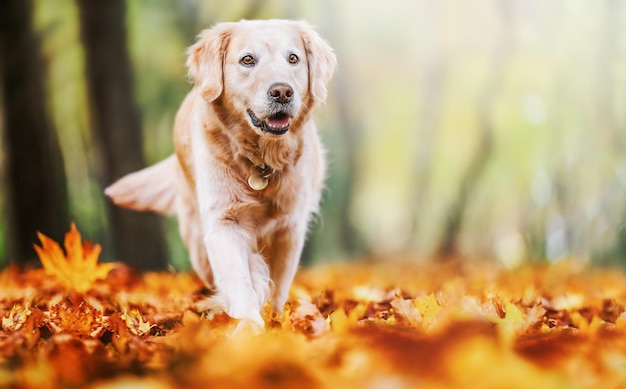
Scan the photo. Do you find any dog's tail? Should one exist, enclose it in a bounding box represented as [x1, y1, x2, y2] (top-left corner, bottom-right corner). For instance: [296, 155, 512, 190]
[105, 155, 178, 215]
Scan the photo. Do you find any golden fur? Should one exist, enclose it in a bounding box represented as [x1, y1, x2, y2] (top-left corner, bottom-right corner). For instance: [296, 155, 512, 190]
[105, 19, 336, 329]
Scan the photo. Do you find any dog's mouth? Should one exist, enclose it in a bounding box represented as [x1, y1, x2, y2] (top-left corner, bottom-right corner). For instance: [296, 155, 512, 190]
[247, 109, 291, 136]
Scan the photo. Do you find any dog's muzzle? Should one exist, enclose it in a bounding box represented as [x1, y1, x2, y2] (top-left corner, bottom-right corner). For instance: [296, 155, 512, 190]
[247, 83, 295, 136]
[247, 109, 291, 136]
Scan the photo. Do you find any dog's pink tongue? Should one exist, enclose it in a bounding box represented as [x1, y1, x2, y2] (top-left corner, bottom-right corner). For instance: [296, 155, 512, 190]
[268, 117, 290, 128]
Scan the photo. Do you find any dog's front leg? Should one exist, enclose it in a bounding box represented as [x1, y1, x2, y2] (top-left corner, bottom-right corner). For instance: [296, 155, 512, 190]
[202, 216, 265, 328]
[191, 139, 265, 329]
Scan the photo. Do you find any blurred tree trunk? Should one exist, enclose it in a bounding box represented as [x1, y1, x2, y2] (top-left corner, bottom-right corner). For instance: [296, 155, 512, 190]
[301, 0, 366, 264]
[405, 1, 447, 251]
[0, 0, 70, 266]
[325, 1, 365, 257]
[437, 130, 493, 258]
[436, 0, 514, 259]
[77, 0, 168, 270]
[329, 55, 366, 257]
[598, 0, 626, 261]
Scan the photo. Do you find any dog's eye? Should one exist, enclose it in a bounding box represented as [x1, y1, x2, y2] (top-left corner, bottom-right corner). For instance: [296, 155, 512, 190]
[240, 55, 256, 67]
[288, 54, 299, 64]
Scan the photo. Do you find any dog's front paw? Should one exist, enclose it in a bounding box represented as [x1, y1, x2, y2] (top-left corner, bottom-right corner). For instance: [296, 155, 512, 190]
[196, 293, 265, 333]
[233, 316, 265, 335]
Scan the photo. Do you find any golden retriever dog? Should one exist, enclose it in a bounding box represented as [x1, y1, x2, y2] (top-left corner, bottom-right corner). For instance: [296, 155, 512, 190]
[105, 19, 336, 329]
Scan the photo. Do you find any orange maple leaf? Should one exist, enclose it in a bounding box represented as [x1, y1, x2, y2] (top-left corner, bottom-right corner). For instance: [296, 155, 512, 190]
[34, 223, 114, 293]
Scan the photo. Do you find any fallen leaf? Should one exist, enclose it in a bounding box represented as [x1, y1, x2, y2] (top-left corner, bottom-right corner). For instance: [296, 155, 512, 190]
[34, 223, 115, 293]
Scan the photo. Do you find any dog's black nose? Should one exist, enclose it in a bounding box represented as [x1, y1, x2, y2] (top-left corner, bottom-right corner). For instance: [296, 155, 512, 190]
[268, 83, 293, 104]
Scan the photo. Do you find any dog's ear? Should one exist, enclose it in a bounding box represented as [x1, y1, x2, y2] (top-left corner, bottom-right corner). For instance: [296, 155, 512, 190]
[186, 23, 232, 102]
[299, 21, 337, 104]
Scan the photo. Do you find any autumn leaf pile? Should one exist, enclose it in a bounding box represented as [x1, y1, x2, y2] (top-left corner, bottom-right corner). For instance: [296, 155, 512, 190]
[2, 226, 626, 388]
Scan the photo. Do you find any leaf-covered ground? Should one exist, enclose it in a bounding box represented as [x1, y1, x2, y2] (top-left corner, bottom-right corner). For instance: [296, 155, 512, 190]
[2, 226, 626, 388]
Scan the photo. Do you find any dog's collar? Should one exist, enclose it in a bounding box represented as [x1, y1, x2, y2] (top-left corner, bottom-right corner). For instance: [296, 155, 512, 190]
[247, 164, 275, 191]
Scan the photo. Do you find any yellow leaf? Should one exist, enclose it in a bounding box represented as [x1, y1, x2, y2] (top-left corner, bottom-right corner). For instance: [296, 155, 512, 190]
[498, 302, 524, 345]
[415, 293, 441, 328]
[121, 308, 155, 336]
[34, 223, 115, 293]
[329, 308, 349, 334]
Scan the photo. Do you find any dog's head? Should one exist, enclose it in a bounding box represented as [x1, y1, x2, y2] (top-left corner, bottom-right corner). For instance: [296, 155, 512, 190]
[186, 19, 336, 137]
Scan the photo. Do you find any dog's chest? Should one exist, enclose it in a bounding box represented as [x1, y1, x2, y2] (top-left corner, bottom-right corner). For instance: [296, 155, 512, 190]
[252, 170, 302, 215]
[237, 169, 303, 225]
[229, 191, 293, 245]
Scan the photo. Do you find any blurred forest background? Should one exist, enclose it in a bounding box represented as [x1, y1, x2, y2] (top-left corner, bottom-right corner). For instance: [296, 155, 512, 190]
[0, 0, 625, 270]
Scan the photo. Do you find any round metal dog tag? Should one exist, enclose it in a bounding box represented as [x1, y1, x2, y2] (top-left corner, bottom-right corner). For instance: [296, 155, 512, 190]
[248, 174, 269, 190]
